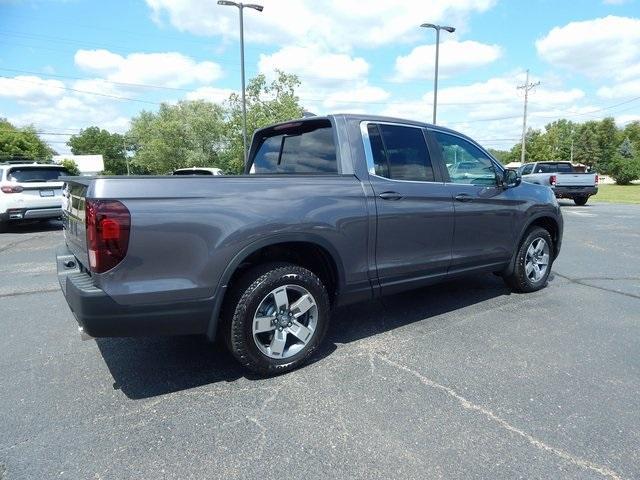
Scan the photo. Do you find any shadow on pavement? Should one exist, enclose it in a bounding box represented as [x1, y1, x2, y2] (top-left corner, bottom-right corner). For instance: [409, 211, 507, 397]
[98, 273, 513, 400]
[2, 219, 62, 234]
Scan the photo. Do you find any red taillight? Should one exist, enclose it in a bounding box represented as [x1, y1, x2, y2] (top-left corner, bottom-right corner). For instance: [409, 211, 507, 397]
[1, 185, 24, 194]
[595, 174, 599, 185]
[85, 199, 130, 274]
[549, 175, 557, 186]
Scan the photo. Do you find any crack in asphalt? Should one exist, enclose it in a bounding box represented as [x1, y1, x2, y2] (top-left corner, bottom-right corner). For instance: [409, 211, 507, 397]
[375, 354, 624, 480]
[0, 287, 59, 299]
[553, 271, 640, 300]
[0, 234, 48, 254]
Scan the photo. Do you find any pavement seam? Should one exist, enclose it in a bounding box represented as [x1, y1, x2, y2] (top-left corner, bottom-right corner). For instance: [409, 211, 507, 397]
[376, 354, 623, 480]
[553, 271, 640, 300]
[0, 287, 59, 299]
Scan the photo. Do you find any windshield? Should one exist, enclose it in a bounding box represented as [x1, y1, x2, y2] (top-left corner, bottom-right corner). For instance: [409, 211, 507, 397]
[173, 169, 214, 175]
[8, 167, 68, 182]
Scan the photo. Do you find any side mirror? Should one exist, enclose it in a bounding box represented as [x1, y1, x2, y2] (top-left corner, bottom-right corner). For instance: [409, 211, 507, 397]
[502, 169, 521, 188]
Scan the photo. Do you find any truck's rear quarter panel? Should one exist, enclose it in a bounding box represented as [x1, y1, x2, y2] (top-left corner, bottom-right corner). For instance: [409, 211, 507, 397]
[78, 175, 369, 308]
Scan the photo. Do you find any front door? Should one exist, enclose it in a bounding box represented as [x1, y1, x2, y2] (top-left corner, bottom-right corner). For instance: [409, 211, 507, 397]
[362, 122, 454, 294]
[430, 130, 517, 273]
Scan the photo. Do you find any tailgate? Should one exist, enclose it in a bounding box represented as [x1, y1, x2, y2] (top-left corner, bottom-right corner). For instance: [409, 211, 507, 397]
[555, 173, 596, 187]
[62, 181, 91, 269]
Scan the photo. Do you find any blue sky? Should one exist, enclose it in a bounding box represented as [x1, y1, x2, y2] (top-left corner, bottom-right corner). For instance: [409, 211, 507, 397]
[1, 0, 639, 154]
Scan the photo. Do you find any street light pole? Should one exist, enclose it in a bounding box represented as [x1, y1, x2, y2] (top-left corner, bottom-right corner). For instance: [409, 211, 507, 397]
[420, 23, 455, 125]
[217, 1, 263, 165]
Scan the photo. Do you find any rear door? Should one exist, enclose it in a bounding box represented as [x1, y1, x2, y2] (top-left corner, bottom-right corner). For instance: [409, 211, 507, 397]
[430, 130, 517, 272]
[362, 122, 454, 294]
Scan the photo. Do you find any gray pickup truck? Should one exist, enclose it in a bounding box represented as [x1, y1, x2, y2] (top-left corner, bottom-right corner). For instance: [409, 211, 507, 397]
[57, 114, 563, 374]
[519, 161, 598, 205]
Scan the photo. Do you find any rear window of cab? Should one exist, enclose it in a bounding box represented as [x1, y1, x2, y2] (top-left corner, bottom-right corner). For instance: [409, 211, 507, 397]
[249, 119, 338, 174]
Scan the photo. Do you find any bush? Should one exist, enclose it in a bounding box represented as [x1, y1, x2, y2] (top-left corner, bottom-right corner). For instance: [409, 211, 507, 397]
[610, 154, 640, 185]
[610, 138, 640, 185]
[60, 159, 81, 176]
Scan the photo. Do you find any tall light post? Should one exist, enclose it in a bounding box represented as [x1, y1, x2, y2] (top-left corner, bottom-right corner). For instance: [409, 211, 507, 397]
[420, 23, 455, 125]
[217, 1, 263, 165]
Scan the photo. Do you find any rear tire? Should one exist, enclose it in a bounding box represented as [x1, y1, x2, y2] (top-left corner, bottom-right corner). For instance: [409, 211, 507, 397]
[503, 227, 553, 293]
[574, 196, 588, 206]
[222, 262, 331, 375]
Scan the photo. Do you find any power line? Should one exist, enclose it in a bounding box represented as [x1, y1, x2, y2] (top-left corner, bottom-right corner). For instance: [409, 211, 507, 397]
[0, 75, 162, 105]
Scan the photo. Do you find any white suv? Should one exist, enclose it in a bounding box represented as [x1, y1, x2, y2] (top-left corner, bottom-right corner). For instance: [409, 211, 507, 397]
[0, 163, 69, 232]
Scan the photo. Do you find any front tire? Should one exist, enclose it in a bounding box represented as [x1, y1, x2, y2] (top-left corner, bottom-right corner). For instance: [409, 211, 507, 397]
[503, 227, 553, 293]
[574, 196, 588, 206]
[223, 262, 331, 375]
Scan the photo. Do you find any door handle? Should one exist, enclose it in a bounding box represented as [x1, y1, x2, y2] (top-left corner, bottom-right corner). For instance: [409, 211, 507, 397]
[378, 191, 403, 201]
[454, 193, 472, 202]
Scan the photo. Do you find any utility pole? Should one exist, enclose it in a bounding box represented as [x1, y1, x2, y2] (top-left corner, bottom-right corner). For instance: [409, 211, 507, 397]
[517, 69, 540, 163]
[123, 136, 130, 176]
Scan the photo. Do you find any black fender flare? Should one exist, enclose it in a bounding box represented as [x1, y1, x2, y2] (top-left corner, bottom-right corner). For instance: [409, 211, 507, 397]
[503, 212, 561, 277]
[206, 233, 346, 339]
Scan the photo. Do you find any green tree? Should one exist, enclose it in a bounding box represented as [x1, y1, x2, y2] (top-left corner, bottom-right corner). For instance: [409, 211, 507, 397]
[596, 117, 618, 174]
[610, 137, 640, 185]
[573, 122, 602, 169]
[128, 100, 226, 174]
[59, 158, 80, 176]
[543, 119, 575, 162]
[221, 70, 305, 173]
[508, 128, 550, 163]
[0, 119, 55, 162]
[622, 121, 640, 154]
[487, 148, 511, 164]
[68, 127, 128, 175]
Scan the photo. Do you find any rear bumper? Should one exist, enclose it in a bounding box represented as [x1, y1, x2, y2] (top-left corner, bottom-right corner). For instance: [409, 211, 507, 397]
[1, 206, 62, 221]
[56, 245, 215, 338]
[552, 186, 598, 198]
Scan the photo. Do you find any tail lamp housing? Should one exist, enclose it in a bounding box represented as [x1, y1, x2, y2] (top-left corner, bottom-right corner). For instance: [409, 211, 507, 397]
[85, 199, 131, 273]
[595, 174, 599, 185]
[1, 185, 24, 194]
[549, 175, 557, 186]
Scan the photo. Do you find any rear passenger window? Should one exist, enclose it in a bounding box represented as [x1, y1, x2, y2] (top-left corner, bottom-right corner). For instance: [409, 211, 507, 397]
[250, 120, 337, 174]
[367, 124, 435, 182]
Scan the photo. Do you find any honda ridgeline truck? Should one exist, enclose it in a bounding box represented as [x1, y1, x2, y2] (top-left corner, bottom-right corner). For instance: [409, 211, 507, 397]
[57, 115, 563, 374]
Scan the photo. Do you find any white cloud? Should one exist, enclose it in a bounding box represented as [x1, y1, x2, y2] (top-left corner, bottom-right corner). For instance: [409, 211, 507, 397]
[597, 79, 640, 99]
[185, 86, 235, 103]
[258, 45, 369, 86]
[0, 75, 64, 103]
[602, 0, 630, 4]
[74, 49, 222, 87]
[393, 40, 502, 82]
[146, 0, 497, 50]
[321, 84, 390, 110]
[536, 16, 640, 81]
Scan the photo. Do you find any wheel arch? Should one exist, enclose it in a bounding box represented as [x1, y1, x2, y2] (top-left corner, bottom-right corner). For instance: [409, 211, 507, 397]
[503, 213, 561, 277]
[207, 233, 346, 339]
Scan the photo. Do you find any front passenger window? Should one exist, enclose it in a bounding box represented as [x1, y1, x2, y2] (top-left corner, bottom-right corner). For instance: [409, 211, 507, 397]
[433, 131, 498, 186]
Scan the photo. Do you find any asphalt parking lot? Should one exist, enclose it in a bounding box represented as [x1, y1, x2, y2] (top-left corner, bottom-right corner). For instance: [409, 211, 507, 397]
[1, 202, 639, 480]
